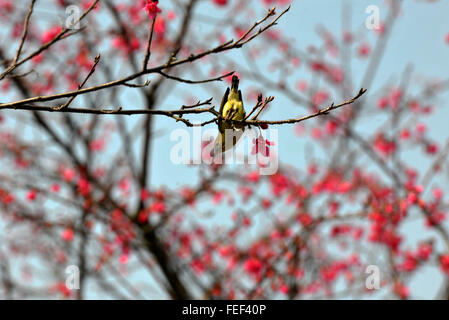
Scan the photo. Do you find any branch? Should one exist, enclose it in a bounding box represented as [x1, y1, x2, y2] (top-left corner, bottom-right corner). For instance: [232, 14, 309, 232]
[54, 54, 101, 110]
[235, 6, 290, 47]
[142, 13, 157, 71]
[232, 88, 367, 126]
[0, 89, 367, 131]
[0, 103, 215, 116]
[11, 0, 37, 66]
[0, 0, 99, 81]
[0, 6, 289, 109]
[158, 70, 234, 84]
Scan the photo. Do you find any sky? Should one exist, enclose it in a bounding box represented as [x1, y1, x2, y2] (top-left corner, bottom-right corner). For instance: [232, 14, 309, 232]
[146, 0, 449, 299]
[150, 0, 449, 189]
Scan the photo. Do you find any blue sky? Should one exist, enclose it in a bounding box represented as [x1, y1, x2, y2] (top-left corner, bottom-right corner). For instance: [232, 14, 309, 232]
[146, 0, 449, 299]
[151, 0, 449, 188]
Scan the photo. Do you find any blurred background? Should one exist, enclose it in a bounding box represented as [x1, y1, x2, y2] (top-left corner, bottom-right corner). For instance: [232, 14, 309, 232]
[1, 0, 449, 299]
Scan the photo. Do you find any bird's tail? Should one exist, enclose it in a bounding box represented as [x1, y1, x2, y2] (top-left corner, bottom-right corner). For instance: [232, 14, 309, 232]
[211, 129, 245, 158]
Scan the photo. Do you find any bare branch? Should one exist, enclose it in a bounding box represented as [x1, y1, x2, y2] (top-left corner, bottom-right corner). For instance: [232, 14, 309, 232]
[158, 70, 234, 84]
[54, 54, 101, 110]
[0, 0, 99, 81]
[142, 14, 157, 71]
[0, 6, 288, 109]
[12, 0, 37, 65]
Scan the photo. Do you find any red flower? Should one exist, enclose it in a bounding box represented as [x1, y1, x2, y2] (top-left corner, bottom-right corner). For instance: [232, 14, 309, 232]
[373, 133, 396, 157]
[298, 213, 313, 227]
[144, 0, 161, 19]
[439, 254, 449, 276]
[251, 136, 273, 157]
[181, 188, 196, 206]
[321, 265, 338, 282]
[416, 242, 433, 261]
[245, 171, 260, 183]
[243, 257, 263, 275]
[77, 178, 91, 196]
[26, 189, 37, 202]
[426, 143, 438, 155]
[150, 201, 166, 214]
[377, 97, 389, 109]
[41, 26, 62, 44]
[393, 281, 409, 299]
[358, 43, 371, 57]
[397, 254, 417, 272]
[191, 259, 206, 274]
[51, 282, 72, 298]
[279, 284, 289, 294]
[61, 228, 74, 242]
[119, 253, 129, 264]
[137, 210, 149, 224]
[1, 193, 14, 205]
[213, 0, 227, 6]
[140, 188, 151, 201]
[261, 198, 272, 209]
[62, 168, 76, 182]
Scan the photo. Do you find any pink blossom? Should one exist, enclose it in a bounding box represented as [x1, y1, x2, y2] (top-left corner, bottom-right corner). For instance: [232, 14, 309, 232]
[26, 189, 37, 201]
[358, 43, 371, 57]
[440, 254, 449, 276]
[213, 0, 227, 6]
[61, 228, 74, 242]
[41, 26, 62, 44]
[144, 0, 161, 19]
[243, 257, 263, 275]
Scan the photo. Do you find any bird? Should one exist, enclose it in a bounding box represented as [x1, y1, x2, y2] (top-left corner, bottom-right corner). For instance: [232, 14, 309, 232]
[212, 75, 246, 156]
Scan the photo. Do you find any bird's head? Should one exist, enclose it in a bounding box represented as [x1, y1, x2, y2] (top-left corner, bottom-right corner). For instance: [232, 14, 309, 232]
[231, 75, 239, 90]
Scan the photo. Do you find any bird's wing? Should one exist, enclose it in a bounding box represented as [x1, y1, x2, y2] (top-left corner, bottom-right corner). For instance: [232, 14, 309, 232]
[239, 90, 246, 118]
[218, 87, 230, 133]
[219, 87, 230, 115]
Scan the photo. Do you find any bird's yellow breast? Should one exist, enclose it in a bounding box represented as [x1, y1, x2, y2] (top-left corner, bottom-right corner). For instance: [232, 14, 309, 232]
[223, 100, 244, 120]
[227, 90, 240, 101]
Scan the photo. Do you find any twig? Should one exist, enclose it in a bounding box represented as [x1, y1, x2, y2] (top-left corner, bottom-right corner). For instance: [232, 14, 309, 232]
[142, 14, 157, 71]
[234, 7, 277, 46]
[12, 0, 37, 65]
[0, 0, 99, 81]
[182, 98, 213, 109]
[244, 93, 263, 120]
[0, 6, 288, 109]
[235, 5, 290, 47]
[251, 96, 275, 120]
[232, 88, 366, 126]
[158, 70, 234, 84]
[123, 79, 151, 88]
[54, 54, 101, 110]
[1, 104, 215, 116]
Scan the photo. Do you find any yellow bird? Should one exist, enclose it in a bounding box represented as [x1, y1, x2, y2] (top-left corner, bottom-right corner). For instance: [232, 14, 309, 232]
[213, 75, 246, 155]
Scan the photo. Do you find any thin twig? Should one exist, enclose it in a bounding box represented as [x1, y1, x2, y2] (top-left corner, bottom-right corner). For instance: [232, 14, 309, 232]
[251, 96, 275, 120]
[158, 70, 234, 84]
[0, 0, 99, 81]
[12, 0, 37, 65]
[54, 54, 101, 110]
[0, 6, 288, 109]
[232, 88, 367, 126]
[142, 14, 157, 71]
